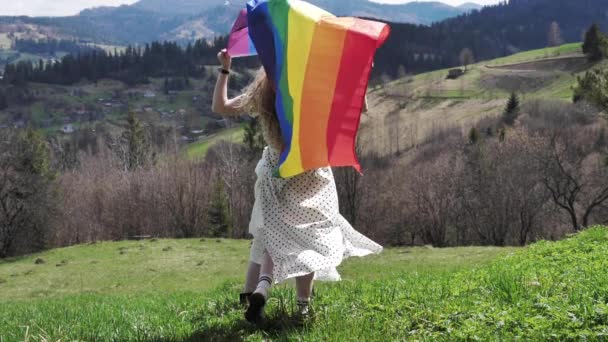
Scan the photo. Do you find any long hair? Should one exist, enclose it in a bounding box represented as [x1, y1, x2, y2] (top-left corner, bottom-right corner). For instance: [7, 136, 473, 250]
[240, 68, 284, 150]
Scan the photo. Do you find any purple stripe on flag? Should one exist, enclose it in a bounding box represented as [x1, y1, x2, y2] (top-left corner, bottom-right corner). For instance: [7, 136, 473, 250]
[227, 9, 258, 57]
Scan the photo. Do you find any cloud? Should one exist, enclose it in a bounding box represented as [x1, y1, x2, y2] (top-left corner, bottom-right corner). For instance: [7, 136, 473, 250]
[0, 0, 139, 17]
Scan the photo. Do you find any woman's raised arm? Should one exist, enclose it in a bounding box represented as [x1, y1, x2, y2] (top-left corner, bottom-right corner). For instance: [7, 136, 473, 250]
[211, 49, 245, 116]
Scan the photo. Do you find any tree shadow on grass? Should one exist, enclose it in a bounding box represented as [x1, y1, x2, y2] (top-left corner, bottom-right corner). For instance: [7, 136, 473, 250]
[154, 292, 309, 342]
[180, 315, 308, 342]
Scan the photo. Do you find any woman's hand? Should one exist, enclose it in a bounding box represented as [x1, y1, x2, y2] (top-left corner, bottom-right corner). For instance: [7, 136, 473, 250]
[217, 49, 232, 70]
[212, 49, 243, 116]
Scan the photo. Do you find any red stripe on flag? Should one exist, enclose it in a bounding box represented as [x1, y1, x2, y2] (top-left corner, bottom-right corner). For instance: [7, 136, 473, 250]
[326, 19, 388, 170]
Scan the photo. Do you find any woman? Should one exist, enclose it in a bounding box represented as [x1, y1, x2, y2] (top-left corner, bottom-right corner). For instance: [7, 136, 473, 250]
[212, 49, 382, 324]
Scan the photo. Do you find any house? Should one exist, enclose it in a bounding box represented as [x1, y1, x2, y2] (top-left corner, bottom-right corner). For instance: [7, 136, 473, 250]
[144, 90, 156, 98]
[447, 68, 465, 79]
[62, 124, 75, 134]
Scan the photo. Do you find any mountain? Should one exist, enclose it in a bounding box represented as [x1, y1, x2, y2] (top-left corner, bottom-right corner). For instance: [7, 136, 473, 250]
[0, 0, 477, 46]
[305, 0, 468, 23]
[458, 2, 483, 11]
[131, 0, 228, 16]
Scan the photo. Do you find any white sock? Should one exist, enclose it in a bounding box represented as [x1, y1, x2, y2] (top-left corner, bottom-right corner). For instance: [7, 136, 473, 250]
[297, 296, 310, 303]
[254, 274, 272, 299]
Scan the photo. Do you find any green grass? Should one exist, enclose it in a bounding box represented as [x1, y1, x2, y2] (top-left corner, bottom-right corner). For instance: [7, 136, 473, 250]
[1, 227, 607, 340]
[487, 42, 583, 66]
[186, 126, 246, 160]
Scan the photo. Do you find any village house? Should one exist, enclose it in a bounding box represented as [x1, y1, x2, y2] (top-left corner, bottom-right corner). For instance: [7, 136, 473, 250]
[144, 90, 156, 98]
[62, 124, 75, 134]
[447, 68, 465, 79]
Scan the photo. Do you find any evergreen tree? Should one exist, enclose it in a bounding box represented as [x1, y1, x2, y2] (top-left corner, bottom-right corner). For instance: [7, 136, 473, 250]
[122, 112, 153, 171]
[208, 179, 231, 238]
[163, 77, 170, 95]
[243, 119, 265, 159]
[502, 92, 520, 126]
[0, 89, 7, 111]
[468, 127, 479, 144]
[573, 68, 608, 110]
[583, 24, 608, 62]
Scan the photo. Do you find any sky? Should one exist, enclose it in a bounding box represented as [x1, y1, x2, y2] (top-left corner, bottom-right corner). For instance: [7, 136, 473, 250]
[0, 0, 138, 17]
[0, 0, 502, 17]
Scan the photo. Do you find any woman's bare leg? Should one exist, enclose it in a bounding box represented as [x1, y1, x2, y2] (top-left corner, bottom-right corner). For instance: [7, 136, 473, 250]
[244, 262, 261, 294]
[295, 272, 315, 318]
[296, 272, 315, 300]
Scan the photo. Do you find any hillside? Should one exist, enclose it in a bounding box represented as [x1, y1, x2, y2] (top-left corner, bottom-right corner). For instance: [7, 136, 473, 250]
[1, 227, 606, 340]
[361, 42, 595, 156]
[184, 42, 596, 159]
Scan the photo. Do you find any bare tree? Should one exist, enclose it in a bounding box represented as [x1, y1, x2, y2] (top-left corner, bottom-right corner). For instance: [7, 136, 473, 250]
[547, 21, 563, 47]
[407, 154, 461, 247]
[159, 157, 211, 238]
[459, 48, 475, 72]
[540, 128, 608, 231]
[335, 145, 364, 225]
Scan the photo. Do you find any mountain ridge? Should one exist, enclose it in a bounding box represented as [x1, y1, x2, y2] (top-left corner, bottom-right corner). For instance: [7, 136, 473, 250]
[0, 0, 479, 45]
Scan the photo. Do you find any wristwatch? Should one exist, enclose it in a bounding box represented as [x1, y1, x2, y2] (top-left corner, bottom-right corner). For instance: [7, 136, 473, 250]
[219, 68, 230, 75]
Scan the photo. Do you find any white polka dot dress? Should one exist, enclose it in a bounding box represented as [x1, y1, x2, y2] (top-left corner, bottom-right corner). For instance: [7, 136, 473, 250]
[249, 146, 383, 284]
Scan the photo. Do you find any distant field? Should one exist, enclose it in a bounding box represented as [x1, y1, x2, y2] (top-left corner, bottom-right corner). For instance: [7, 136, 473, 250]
[486, 42, 583, 66]
[0, 33, 11, 49]
[187, 125, 246, 160]
[1, 227, 607, 340]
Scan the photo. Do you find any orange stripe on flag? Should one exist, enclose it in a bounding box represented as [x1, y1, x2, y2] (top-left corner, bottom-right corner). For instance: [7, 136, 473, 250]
[299, 17, 354, 171]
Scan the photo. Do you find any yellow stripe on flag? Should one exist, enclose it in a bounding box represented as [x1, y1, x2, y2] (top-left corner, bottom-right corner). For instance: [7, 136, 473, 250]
[279, 0, 331, 177]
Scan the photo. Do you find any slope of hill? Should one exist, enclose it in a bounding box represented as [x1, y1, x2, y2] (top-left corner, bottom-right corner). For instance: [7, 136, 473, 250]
[1, 226, 606, 340]
[361, 42, 596, 156]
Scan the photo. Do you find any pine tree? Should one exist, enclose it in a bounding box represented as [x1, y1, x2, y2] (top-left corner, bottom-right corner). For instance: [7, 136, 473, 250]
[122, 112, 152, 171]
[0, 89, 7, 111]
[468, 127, 479, 144]
[163, 77, 170, 95]
[583, 24, 608, 62]
[243, 119, 265, 159]
[573, 68, 608, 110]
[502, 92, 520, 126]
[208, 180, 231, 238]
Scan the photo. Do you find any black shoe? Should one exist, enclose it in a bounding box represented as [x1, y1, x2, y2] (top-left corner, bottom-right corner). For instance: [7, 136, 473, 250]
[239, 292, 252, 306]
[245, 292, 267, 325]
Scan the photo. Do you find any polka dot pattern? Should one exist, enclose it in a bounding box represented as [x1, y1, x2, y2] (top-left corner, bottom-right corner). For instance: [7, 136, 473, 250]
[249, 147, 383, 284]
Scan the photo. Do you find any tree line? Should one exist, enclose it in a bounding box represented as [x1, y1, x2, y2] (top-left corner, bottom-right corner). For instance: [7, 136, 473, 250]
[2, 36, 258, 87]
[13, 38, 103, 56]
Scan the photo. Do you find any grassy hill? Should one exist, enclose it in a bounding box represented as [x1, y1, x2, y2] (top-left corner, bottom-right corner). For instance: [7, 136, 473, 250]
[1, 227, 607, 340]
[187, 43, 595, 161]
[360, 42, 603, 156]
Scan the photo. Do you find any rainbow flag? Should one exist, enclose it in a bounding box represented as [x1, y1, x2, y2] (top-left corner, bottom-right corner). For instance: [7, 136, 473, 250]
[232, 0, 390, 177]
[227, 9, 257, 57]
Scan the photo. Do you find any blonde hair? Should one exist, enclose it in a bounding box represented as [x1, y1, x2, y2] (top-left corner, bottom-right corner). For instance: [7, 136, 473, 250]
[240, 68, 284, 150]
